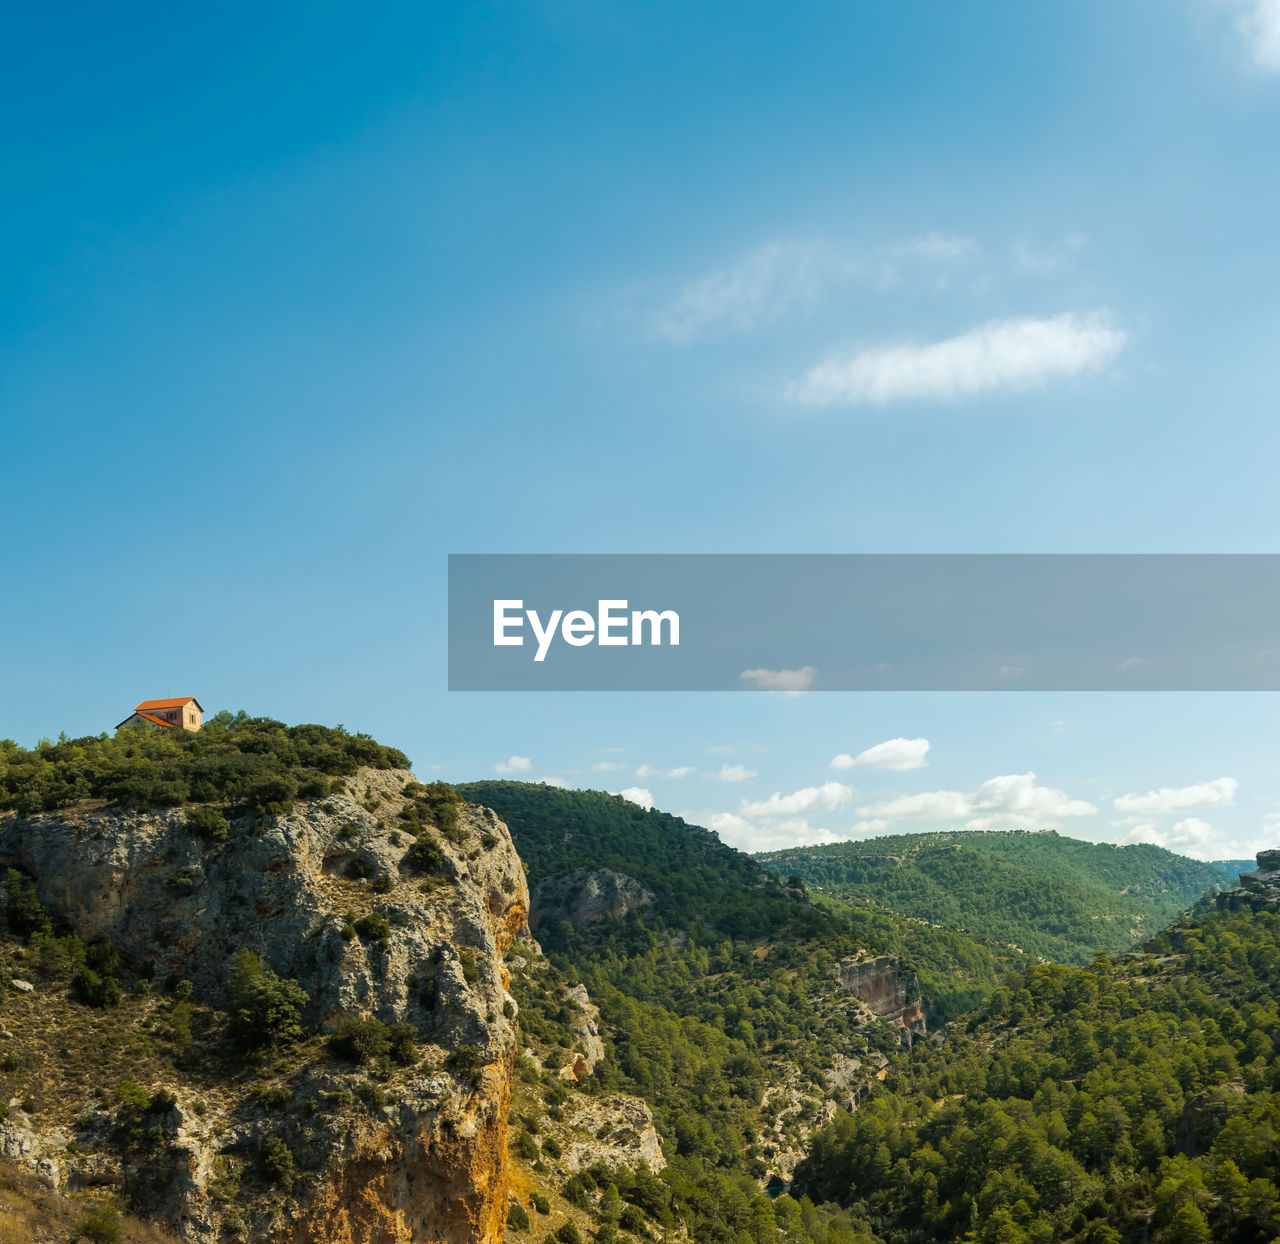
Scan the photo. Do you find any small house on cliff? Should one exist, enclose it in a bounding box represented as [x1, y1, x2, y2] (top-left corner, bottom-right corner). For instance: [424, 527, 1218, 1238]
[116, 697, 204, 732]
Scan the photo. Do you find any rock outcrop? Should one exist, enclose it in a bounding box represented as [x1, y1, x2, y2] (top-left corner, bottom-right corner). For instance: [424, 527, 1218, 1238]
[528, 869, 653, 932]
[0, 770, 528, 1244]
[831, 956, 926, 1043]
[1215, 847, 1280, 914]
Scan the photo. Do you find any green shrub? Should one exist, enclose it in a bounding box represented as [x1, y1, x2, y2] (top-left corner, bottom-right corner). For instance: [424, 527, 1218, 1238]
[74, 1205, 122, 1242]
[261, 1136, 295, 1191]
[619, 1205, 647, 1235]
[532, 1192, 551, 1214]
[227, 950, 309, 1048]
[446, 1044, 485, 1086]
[352, 913, 391, 946]
[185, 805, 229, 841]
[508, 1202, 531, 1230]
[516, 1131, 538, 1159]
[542, 1135, 562, 1159]
[252, 1084, 293, 1110]
[356, 1081, 386, 1108]
[556, 1223, 584, 1244]
[71, 966, 121, 1008]
[329, 1016, 417, 1066]
[459, 950, 480, 983]
[5, 869, 50, 938]
[402, 838, 446, 873]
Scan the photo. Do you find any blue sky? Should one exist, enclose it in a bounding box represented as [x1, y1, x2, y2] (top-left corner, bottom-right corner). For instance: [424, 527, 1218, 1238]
[3, 2, 1279, 861]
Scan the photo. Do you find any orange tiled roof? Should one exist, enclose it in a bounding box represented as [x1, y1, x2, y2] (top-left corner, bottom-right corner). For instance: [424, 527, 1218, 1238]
[134, 711, 176, 728]
[135, 697, 202, 712]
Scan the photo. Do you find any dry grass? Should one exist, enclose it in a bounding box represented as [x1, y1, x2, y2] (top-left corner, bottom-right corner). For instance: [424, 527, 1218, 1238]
[0, 1159, 179, 1243]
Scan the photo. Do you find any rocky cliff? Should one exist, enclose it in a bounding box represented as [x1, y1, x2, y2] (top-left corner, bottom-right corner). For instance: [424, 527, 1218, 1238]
[831, 956, 926, 1043]
[0, 769, 529, 1243]
[1215, 847, 1280, 914]
[528, 869, 653, 932]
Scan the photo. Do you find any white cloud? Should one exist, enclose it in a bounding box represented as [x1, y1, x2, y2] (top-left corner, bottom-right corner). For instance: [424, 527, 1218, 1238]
[858, 789, 974, 821]
[705, 809, 843, 853]
[650, 242, 824, 343]
[713, 764, 757, 782]
[617, 786, 654, 810]
[857, 771, 1096, 827]
[787, 311, 1128, 408]
[538, 776, 569, 788]
[1122, 816, 1235, 862]
[849, 818, 891, 837]
[591, 760, 625, 773]
[495, 755, 532, 774]
[832, 737, 930, 771]
[1222, 0, 1280, 71]
[635, 764, 696, 779]
[741, 781, 854, 820]
[1113, 777, 1238, 816]
[739, 666, 817, 693]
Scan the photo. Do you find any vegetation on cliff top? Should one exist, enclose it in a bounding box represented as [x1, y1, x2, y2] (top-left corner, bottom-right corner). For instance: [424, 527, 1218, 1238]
[0, 712, 409, 815]
[757, 830, 1226, 966]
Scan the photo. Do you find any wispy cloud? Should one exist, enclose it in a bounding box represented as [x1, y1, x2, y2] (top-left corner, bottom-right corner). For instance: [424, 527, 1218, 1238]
[712, 763, 757, 782]
[495, 754, 532, 774]
[650, 243, 825, 343]
[739, 666, 817, 693]
[786, 311, 1128, 408]
[831, 737, 930, 771]
[899, 231, 977, 262]
[1013, 233, 1085, 275]
[1113, 776, 1238, 816]
[648, 232, 976, 343]
[635, 763, 696, 779]
[1221, 0, 1280, 71]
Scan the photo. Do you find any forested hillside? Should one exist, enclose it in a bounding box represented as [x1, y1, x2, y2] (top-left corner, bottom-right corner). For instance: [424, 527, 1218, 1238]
[757, 831, 1225, 965]
[796, 903, 1280, 1243]
[458, 782, 902, 1243]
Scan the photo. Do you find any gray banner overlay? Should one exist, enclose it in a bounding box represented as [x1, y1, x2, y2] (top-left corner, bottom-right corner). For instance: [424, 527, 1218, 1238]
[448, 554, 1280, 691]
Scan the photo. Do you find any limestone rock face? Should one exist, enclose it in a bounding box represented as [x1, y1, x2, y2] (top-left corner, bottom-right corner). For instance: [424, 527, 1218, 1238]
[1216, 847, 1280, 914]
[558, 1093, 665, 1174]
[0, 771, 528, 1244]
[831, 956, 927, 1043]
[529, 869, 654, 931]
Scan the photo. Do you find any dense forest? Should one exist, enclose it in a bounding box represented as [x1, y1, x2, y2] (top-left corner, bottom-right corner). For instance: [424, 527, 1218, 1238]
[757, 831, 1226, 965]
[796, 904, 1280, 1243]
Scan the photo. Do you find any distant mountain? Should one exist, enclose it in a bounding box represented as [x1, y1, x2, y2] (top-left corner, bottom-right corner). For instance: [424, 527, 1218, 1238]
[755, 829, 1227, 967]
[1211, 858, 1257, 882]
